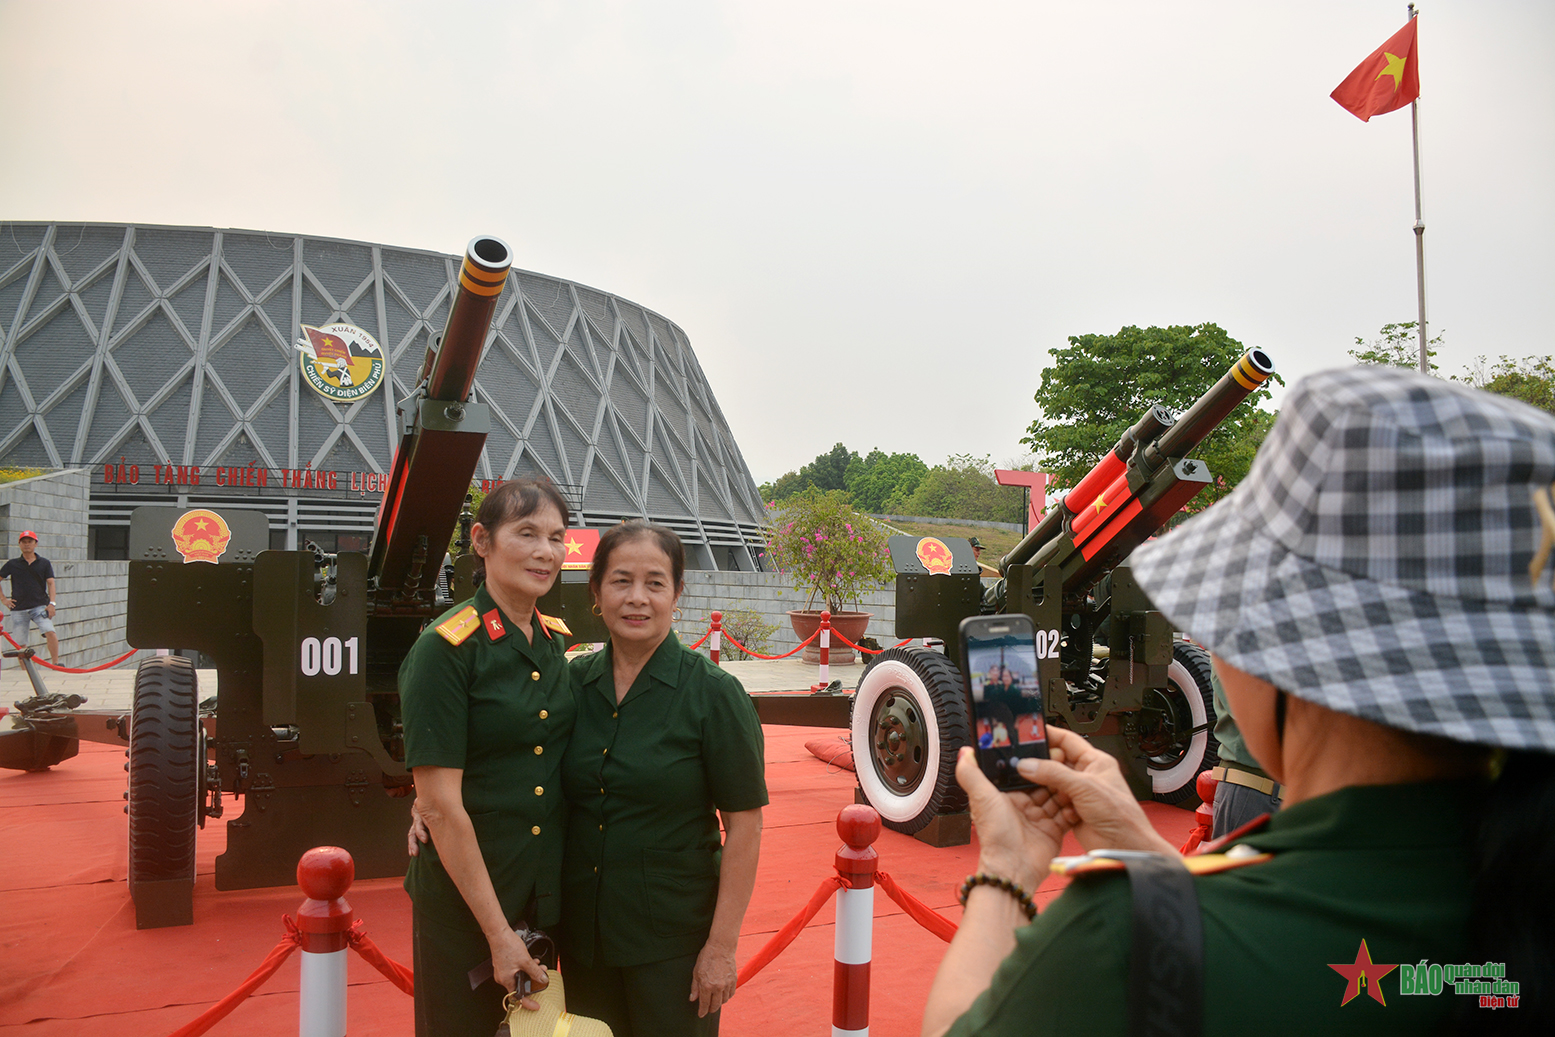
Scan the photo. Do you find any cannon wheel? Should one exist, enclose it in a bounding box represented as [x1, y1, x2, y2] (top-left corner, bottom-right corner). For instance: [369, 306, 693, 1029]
[850, 648, 970, 835]
[127, 656, 201, 927]
[1139, 640, 1220, 805]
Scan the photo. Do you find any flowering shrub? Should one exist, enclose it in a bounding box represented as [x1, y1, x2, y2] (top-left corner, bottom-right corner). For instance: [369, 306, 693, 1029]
[765, 488, 893, 613]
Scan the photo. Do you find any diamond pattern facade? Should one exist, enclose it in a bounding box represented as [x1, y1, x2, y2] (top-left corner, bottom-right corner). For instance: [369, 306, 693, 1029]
[0, 223, 767, 568]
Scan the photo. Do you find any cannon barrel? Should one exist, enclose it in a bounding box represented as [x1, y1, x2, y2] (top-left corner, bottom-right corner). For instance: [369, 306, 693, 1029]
[998, 348, 1274, 576]
[366, 235, 513, 600]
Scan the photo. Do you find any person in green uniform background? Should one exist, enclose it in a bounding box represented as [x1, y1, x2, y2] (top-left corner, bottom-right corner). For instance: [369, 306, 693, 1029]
[562, 521, 767, 1037]
[400, 479, 578, 1037]
[921, 368, 1555, 1037]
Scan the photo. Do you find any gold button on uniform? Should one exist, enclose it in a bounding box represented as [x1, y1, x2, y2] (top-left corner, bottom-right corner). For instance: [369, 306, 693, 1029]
[598, 823, 603, 831]
[539, 709, 549, 719]
[531, 672, 540, 681]
[612, 711, 618, 719]
[593, 866, 598, 874]
[531, 826, 541, 835]
[602, 748, 609, 755]
[534, 746, 543, 755]
[534, 786, 544, 796]
[599, 787, 605, 795]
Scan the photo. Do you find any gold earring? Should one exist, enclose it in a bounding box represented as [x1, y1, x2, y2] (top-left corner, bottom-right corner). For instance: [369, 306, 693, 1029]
[673, 607, 683, 622]
[591, 603, 602, 616]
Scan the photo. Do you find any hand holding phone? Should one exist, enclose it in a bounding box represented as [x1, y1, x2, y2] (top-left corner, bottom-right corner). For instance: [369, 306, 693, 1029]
[958, 614, 1049, 791]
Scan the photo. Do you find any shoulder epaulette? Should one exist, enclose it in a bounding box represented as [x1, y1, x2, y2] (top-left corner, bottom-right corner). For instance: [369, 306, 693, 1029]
[1051, 846, 1273, 879]
[436, 605, 482, 646]
[537, 611, 571, 637]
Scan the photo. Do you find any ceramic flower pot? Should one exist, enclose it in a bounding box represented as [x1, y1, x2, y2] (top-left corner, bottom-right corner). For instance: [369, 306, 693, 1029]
[786, 609, 873, 665]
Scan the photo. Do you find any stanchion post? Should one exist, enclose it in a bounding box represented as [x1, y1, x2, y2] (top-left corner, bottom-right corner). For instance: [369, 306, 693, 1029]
[296, 846, 355, 1037]
[819, 609, 832, 686]
[833, 804, 880, 1037]
[710, 610, 722, 666]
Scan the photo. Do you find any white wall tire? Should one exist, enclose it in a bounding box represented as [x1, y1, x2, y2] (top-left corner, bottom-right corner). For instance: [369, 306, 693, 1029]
[1142, 641, 1220, 804]
[850, 648, 970, 834]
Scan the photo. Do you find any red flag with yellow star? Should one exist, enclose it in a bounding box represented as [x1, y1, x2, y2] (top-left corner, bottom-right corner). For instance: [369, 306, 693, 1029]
[561, 528, 599, 570]
[1331, 18, 1420, 122]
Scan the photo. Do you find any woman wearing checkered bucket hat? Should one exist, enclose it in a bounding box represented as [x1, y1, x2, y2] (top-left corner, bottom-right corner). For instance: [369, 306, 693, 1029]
[924, 367, 1555, 1037]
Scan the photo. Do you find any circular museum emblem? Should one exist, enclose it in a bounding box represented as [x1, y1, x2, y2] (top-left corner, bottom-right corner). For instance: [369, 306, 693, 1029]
[295, 323, 385, 403]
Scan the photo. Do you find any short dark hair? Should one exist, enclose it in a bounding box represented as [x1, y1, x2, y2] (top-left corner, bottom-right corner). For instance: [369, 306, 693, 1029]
[474, 479, 571, 547]
[589, 520, 685, 594]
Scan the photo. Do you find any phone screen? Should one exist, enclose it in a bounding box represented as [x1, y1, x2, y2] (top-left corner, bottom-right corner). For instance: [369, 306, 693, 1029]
[959, 614, 1048, 789]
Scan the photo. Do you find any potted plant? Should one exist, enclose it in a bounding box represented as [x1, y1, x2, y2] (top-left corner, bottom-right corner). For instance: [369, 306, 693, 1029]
[765, 488, 894, 663]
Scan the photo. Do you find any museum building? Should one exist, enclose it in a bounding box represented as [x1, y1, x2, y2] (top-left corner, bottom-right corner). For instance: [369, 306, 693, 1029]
[0, 222, 769, 569]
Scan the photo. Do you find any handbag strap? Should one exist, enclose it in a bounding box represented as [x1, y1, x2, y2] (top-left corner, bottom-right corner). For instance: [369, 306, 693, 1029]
[1120, 852, 1203, 1037]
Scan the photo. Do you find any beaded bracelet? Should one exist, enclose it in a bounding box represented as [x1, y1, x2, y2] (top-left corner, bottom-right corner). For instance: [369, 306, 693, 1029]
[957, 872, 1037, 921]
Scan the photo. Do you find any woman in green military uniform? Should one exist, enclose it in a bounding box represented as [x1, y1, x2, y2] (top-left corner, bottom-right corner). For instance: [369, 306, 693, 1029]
[399, 479, 578, 1037]
[562, 521, 768, 1037]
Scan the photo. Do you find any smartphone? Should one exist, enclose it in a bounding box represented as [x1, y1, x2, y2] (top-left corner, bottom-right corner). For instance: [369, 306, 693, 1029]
[958, 614, 1049, 790]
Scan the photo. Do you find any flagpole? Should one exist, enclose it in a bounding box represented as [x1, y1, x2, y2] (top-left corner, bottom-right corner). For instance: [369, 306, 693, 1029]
[1407, 3, 1428, 374]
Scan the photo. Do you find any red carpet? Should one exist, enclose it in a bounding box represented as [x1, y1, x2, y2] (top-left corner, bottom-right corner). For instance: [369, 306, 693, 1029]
[0, 732, 1195, 1036]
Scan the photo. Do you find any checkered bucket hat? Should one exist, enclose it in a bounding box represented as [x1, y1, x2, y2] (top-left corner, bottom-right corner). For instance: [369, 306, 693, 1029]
[1131, 366, 1555, 752]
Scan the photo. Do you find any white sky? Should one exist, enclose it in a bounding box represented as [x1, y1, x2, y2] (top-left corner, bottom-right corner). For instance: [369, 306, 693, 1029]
[3, 1, 1550, 485]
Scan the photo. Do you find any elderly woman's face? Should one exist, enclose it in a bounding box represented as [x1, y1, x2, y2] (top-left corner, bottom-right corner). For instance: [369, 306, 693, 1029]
[471, 501, 567, 607]
[595, 536, 681, 651]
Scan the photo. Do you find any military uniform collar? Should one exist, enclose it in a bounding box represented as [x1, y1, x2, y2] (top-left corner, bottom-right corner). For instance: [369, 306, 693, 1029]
[472, 584, 556, 660]
[590, 631, 683, 706]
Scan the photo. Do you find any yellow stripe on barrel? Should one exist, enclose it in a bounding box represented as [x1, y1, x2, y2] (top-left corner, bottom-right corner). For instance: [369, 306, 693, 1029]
[459, 259, 508, 296]
[1230, 353, 1270, 391]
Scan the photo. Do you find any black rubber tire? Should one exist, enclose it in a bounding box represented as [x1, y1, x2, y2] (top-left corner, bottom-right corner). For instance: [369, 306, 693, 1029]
[128, 657, 201, 890]
[850, 647, 971, 835]
[1140, 641, 1220, 805]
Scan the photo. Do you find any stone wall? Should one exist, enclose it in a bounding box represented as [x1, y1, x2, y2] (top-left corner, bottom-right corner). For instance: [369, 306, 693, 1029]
[0, 469, 90, 560]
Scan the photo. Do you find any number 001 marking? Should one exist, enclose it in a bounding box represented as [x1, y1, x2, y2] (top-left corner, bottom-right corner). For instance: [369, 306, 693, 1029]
[1035, 629, 1062, 659]
[300, 636, 359, 676]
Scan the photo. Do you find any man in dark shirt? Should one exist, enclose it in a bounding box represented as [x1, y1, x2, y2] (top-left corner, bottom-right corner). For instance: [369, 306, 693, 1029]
[2, 531, 59, 665]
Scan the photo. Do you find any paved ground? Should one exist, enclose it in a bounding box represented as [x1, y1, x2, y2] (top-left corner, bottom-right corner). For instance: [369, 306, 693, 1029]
[0, 653, 868, 716]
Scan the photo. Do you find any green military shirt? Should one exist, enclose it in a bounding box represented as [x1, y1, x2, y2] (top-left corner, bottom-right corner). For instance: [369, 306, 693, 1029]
[561, 632, 769, 968]
[399, 583, 576, 931]
[946, 780, 1478, 1036]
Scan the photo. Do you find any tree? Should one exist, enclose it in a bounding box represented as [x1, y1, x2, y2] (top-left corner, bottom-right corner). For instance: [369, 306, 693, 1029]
[760, 442, 859, 503]
[1349, 320, 1442, 371]
[845, 449, 929, 513]
[903, 454, 1024, 523]
[1021, 323, 1280, 507]
[1459, 355, 1555, 416]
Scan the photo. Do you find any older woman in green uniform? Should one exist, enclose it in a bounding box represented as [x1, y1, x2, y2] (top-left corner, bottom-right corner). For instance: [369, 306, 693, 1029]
[562, 521, 767, 1037]
[399, 479, 577, 1037]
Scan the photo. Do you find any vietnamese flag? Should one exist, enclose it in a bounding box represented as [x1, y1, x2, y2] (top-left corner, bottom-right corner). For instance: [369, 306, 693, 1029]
[561, 528, 600, 570]
[1331, 18, 1420, 122]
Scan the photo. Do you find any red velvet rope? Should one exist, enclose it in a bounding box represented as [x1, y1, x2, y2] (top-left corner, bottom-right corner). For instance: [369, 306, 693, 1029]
[346, 919, 415, 996]
[688, 629, 710, 650]
[165, 917, 303, 1037]
[826, 629, 914, 655]
[720, 628, 818, 660]
[0, 614, 138, 672]
[736, 876, 844, 987]
[875, 870, 958, 942]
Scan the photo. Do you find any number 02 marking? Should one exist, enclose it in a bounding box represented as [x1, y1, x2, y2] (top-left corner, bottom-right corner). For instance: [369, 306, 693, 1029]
[300, 636, 359, 676]
[1035, 629, 1061, 659]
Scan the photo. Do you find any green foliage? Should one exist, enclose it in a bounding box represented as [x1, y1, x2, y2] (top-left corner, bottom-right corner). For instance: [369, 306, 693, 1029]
[1349, 321, 1442, 371]
[1021, 323, 1280, 507]
[0, 466, 45, 485]
[765, 488, 894, 612]
[1457, 355, 1555, 416]
[846, 449, 929, 513]
[760, 442, 859, 503]
[717, 608, 780, 661]
[903, 454, 1024, 523]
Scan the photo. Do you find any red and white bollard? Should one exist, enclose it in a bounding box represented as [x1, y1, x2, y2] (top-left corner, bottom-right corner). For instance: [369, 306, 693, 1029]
[710, 610, 723, 665]
[833, 804, 879, 1037]
[296, 846, 355, 1037]
[811, 609, 833, 691]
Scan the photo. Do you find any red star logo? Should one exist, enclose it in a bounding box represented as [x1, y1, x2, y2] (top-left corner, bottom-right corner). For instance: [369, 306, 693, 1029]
[1328, 939, 1398, 1006]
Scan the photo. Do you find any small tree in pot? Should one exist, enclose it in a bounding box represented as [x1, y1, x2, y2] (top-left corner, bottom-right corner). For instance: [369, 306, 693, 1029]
[765, 488, 893, 663]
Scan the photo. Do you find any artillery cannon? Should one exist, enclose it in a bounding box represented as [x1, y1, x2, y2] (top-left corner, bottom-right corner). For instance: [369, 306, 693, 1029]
[36, 235, 605, 928]
[754, 349, 1277, 836]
